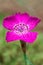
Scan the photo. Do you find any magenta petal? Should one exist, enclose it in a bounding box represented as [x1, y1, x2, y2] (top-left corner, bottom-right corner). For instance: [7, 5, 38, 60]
[6, 31, 20, 42]
[27, 16, 41, 30]
[20, 32, 38, 43]
[3, 15, 18, 30]
[15, 13, 29, 23]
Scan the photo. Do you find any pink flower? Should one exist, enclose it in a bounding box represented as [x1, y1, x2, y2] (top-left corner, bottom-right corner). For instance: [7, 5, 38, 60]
[3, 13, 41, 43]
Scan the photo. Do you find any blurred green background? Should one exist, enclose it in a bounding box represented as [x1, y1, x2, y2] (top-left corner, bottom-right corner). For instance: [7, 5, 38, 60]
[0, 0, 43, 65]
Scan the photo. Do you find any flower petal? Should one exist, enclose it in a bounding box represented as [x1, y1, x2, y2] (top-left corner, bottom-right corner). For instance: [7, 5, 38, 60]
[3, 15, 19, 30]
[15, 13, 29, 23]
[6, 31, 20, 42]
[27, 16, 41, 30]
[20, 32, 38, 43]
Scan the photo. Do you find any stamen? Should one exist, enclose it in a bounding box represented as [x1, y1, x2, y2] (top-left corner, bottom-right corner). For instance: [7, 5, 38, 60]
[14, 23, 28, 35]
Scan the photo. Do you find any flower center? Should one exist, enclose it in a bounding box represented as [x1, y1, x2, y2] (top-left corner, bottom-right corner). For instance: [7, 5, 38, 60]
[14, 23, 28, 35]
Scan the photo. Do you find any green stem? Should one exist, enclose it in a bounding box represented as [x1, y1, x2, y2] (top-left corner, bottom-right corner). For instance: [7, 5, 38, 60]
[24, 53, 27, 65]
[20, 40, 34, 65]
[20, 40, 27, 65]
[24, 53, 34, 65]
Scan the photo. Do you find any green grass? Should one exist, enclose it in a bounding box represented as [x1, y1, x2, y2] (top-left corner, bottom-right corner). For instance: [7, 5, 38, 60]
[0, 14, 43, 65]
